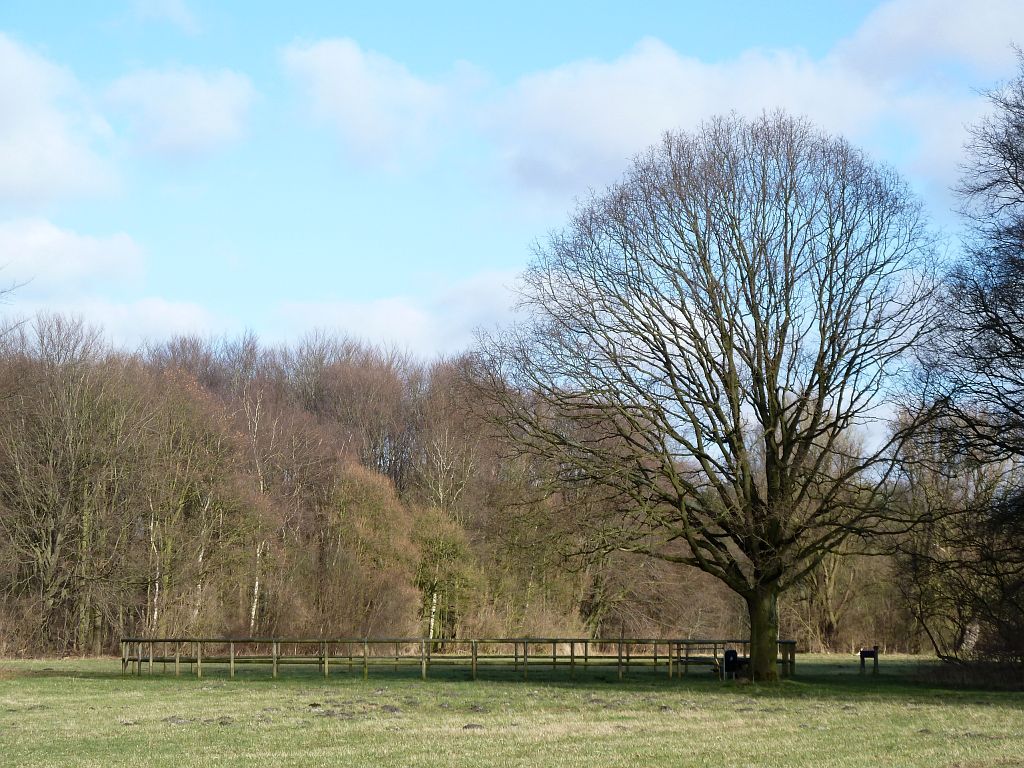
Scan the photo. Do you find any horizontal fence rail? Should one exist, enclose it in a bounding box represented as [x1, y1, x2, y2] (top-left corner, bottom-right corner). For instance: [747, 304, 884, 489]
[119, 637, 797, 681]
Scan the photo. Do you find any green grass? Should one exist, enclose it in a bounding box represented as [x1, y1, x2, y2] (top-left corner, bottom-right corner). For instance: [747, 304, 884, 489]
[1, 655, 1022, 767]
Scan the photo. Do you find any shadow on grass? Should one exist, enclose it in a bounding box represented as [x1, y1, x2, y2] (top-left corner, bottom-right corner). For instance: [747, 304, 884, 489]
[6, 655, 1023, 712]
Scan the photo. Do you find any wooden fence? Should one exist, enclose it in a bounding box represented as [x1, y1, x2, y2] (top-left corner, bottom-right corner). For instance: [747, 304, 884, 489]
[120, 637, 797, 681]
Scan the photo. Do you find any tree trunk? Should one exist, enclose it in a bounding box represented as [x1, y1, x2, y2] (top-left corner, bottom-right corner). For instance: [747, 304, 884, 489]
[249, 540, 266, 634]
[747, 584, 780, 682]
[427, 589, 438, 644]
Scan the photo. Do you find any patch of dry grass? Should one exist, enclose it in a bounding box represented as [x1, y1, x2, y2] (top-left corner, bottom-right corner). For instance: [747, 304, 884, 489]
[0, 655, 1021, 767]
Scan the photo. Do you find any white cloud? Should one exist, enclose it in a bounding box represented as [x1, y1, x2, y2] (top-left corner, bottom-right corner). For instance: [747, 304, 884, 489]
[0, 218, 219, 348]
[489, 39, 885, 195]
[276, 271, 517, 357]
[0, 34, 115, 205]
[886, 89, 990, 198]
[830, 0, 1024, 200]
[107, 67, 256, 155]
[837, 0, 1024, 80]
[482, 1, 1023, 203]
[280, 13, 1018, 197]
[6, 296, 219, 349]
[132, 0, 200, 36]
[283, 38, 450, 169]
[0, 218, 143, 294]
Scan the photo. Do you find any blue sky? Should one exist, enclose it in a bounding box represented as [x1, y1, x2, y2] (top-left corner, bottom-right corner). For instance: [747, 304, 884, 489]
[1, 0, 1022, 356]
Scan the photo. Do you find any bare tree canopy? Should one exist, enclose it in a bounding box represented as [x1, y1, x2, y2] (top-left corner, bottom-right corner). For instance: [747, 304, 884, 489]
[476, 112, 938, 680]
[896, 52, 1024, 669]
[938, 50, 1024, 458]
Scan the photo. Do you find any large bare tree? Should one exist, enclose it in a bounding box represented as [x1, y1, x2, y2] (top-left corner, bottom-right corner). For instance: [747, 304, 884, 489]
[477, 112, 938, 679]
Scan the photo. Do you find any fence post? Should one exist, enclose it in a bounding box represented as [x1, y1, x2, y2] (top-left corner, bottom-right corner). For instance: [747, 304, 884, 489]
[116, 634, 789, 686]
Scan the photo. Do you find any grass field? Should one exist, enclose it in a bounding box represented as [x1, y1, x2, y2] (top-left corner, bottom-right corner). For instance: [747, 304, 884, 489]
[0, 654, 1021, 767]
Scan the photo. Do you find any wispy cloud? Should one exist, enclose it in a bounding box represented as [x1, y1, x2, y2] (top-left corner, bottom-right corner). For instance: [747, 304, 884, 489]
[0, 34, 115, 206]
[280, 0, 1019, 209]
[283, 37, 469, 170]
[480, 0, 1021, 205]
[107, 67, 256, 156]
[131, 0, 201, 36]
[0, 219, 217, 349]
[0, 218, 143, 294]
[8, 296, 221, 348]
[486, 39, 886, 197]
[276, 271, 518, 357]
[836, 0, 1024, 79]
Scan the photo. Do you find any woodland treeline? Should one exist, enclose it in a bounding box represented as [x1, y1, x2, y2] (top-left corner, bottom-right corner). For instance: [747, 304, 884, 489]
[3, 63, 1024, 671]
[0, 317, 915, 657]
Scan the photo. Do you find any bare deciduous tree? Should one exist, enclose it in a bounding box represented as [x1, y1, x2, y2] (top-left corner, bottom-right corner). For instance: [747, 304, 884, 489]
[898, 52, 1024, 670]
[895, 420, 1024, 664]
[936, 50, 1024, 458]
[477, 112, 938, 679]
